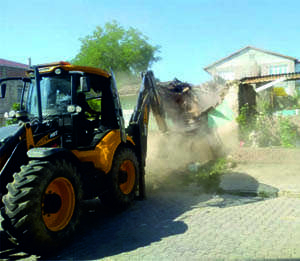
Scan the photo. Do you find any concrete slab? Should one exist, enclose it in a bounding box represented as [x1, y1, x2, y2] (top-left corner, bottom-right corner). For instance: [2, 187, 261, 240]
[221, 148, 300, 197]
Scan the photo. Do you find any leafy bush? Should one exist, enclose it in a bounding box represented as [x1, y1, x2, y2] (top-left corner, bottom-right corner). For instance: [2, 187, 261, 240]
[253, 115, 299, 148]
[278, 117, 298, 148]
[253, 113, 280, 147]
[236, 104, 300, 148]
[236, 103, 256, 145]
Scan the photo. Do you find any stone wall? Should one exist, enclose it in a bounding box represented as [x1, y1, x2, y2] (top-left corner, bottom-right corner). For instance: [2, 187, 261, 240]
[0, 65, 27, 126]
[0, 80, 23, 126]
[0, 65, 27, 78]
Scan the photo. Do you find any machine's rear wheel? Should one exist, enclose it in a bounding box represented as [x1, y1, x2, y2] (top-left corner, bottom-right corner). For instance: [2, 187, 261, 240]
[1, 159, 82, 254]
[101, 148, 139, 209]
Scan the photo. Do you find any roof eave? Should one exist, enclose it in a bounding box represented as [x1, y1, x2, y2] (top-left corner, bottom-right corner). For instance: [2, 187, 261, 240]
[203, 46, 299, 71]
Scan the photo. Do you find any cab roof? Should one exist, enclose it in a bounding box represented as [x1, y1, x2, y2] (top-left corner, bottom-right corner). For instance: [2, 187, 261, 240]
[27, 61, 111, 78]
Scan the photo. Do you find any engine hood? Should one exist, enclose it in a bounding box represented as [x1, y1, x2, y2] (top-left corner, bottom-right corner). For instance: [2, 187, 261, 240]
[0, 124, 21, 141]
[0, 124, 24, 149]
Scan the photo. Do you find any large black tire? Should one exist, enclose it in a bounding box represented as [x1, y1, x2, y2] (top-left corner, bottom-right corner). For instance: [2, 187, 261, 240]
[101, 148, 139, 210]
[1, 159, 83, 254]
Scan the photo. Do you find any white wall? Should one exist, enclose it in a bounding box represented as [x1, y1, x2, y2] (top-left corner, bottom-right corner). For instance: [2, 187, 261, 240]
[207, 48, 295, 80]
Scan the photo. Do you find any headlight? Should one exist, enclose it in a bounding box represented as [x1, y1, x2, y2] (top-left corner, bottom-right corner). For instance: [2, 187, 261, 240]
[76, 106, 82, 113]
[67, 105, 76, 113]
[67, 105, 82, 113]
[8, 110, 16, 118]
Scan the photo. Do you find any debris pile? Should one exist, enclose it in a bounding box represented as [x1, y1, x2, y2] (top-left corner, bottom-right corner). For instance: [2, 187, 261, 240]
[156, 77, 228, 133]
[156, 79, 203, 132]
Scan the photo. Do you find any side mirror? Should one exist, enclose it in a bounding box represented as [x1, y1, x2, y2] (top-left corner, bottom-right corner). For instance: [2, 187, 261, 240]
[80, 77, 90, 92]
[1, 83, 6, 98]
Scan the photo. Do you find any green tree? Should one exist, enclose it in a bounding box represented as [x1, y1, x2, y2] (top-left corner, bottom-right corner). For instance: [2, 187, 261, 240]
[72, 21, 161, 81]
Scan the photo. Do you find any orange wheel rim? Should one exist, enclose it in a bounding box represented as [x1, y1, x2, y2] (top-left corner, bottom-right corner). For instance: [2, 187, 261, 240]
[119, 160, 135, 195]
[42, 177, 75, 232]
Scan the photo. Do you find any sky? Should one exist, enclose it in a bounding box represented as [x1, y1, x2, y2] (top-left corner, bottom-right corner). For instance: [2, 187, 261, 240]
[1, 0, 300, 84]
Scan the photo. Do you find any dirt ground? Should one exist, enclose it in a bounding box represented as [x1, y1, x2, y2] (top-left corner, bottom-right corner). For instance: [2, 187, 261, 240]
[230, 146, 300, 164]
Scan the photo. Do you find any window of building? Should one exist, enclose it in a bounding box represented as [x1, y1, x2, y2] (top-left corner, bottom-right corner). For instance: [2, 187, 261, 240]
[218, 71, 235, 80]
[269, 64, 288, 75]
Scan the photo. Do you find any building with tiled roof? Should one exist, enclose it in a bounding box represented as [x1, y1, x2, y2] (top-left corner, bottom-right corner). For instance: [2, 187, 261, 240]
[0, 58, 29, 78]
[0, 59, 29, 125]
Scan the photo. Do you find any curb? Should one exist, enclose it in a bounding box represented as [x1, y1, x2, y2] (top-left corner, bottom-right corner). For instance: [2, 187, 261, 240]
[218, 173, 300, 198]
[277, 190, 300, 198]
[218, 188, 276, 198]
[218, 187, 300, 198]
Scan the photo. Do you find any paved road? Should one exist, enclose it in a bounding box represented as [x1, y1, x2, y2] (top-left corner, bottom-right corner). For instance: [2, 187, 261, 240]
[1, 183, 300, 261]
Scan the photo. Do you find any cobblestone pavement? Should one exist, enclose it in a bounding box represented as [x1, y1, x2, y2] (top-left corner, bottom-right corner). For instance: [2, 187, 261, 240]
[1, 186, 300, 261]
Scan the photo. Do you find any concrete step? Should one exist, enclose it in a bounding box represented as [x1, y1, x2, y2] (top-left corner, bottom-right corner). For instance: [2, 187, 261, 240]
[220, 161, 300, 198]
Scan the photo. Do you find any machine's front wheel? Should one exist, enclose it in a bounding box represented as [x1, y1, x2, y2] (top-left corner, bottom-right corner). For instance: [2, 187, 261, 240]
[101, 148, 139, 209]
[1, 159, 82, 254]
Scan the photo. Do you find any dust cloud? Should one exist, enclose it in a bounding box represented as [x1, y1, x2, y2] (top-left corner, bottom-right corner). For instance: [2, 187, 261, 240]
[144, 130, 219, 192]
[116, 72, 140, 95]
[144, 77, 233, 192]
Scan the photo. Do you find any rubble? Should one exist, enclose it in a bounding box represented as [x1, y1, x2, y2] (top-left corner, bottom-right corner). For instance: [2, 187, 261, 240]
[155, 79, 202, 132]
[156, 76, 229, 133]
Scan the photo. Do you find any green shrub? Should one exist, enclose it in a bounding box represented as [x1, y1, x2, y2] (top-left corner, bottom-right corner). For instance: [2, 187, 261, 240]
[253, 113, 280, 147]
[236, 103, 300, 147]
[278, 117, 298, 148]
[236, 103, 256, 145]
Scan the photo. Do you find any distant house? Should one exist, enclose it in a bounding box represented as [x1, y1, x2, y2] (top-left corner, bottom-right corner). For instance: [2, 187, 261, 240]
[204, 46, 300, 96]
[0, 58, 28, 78]
[204, 46, 300, 81]
[0, 58, 29, 125]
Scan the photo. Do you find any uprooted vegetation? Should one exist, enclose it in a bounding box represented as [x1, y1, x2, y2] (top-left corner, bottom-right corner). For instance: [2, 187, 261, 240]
[184, 157, 235, 192]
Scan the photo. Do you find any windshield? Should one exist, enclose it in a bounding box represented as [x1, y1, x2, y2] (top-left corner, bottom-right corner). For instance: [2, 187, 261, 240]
[26, 75, 71, 117]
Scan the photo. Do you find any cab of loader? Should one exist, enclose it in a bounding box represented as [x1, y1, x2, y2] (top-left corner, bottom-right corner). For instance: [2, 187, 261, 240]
[0, 62, 123, 148]
[0, 62, 127, 209]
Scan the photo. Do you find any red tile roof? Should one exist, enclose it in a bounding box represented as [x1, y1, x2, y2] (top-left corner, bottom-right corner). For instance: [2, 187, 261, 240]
[0, 58, 28, 69]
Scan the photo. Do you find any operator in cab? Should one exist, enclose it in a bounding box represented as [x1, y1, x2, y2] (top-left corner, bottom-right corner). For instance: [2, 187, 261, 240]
[76, 91, 101, 145]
